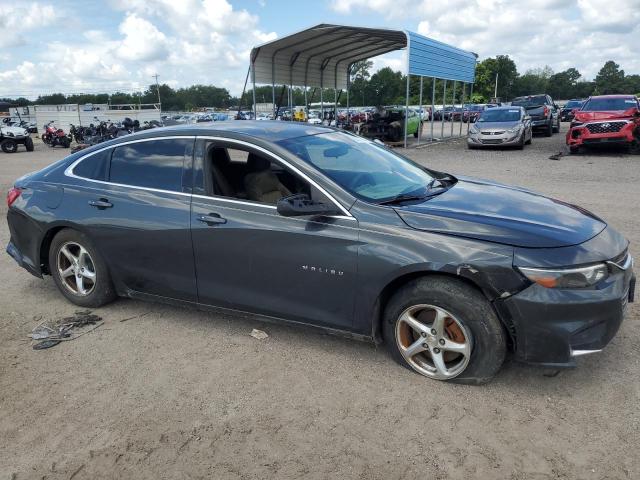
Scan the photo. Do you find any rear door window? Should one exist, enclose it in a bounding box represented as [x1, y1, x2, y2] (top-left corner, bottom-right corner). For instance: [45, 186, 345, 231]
[109, 139, 192, 192]
[73, 149, 111, 181]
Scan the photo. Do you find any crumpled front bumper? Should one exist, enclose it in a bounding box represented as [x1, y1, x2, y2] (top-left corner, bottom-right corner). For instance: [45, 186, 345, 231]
[567, 121, 637, 147]
[496, 256, 635, 367]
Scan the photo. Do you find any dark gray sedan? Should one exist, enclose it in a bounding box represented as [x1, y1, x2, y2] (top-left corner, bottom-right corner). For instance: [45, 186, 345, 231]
[467, 106, 533, 149]
[6, 123, 634, 383]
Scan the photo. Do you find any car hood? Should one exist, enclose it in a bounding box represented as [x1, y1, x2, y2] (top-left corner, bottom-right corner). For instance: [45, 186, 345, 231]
[395, 177, 606, 248]
[574, 108, 636, 122]
[474, 121, 519, 131]
[0, 125, 28, 135]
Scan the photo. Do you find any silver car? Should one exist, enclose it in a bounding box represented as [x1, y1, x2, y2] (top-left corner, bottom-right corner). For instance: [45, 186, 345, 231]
[467, 106, 533, 149]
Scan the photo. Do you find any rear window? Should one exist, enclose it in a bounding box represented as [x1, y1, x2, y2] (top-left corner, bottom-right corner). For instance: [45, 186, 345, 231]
[73, 149, 111, 181]
[511, 96, 548, 107]
[109, 138, 192, 192]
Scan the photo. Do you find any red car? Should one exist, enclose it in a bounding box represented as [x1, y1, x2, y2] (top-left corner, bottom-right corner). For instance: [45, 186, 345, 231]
[567, 95, 640, 153]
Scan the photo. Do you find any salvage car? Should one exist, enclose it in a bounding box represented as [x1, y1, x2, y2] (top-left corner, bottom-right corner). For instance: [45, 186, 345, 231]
[511, 94, 560, 136]
[0, 121, 34, 153]
[6, 123, 635, 384]
[566, 95, 640, 154]
[359, 106, 421, 142]
[560, 99, 584, 122]
[467, 106, 532, 149]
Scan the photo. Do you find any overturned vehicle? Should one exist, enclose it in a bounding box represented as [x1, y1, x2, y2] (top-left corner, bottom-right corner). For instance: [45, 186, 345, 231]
[359, 107, 422, 143]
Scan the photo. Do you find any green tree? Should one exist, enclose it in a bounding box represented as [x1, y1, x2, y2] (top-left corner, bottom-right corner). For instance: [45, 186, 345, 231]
[547, 68, 582, 99]
[474, 55, 518, 101]
[595, 61, 626, 94]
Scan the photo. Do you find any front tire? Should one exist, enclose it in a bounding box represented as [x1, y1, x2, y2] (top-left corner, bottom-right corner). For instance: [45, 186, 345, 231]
[49, 229, 117, 308]
[383, 276, 507, 384]
[25, 136, 34, 151]
[1, 139, 18, 153]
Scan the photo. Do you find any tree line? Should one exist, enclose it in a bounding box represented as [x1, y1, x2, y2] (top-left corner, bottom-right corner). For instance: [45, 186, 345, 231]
[2, 58, 639, 111]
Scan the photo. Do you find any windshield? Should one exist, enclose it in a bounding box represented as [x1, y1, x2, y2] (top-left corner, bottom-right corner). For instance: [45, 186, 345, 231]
[581, 97, 638, 111]
[511, 96, 547, 107]
[276, 132, 435, 203]
[478, 109, 521, 122]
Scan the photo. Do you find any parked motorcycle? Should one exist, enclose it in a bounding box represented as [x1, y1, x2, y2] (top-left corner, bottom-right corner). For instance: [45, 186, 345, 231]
[41, 122, 71, 148]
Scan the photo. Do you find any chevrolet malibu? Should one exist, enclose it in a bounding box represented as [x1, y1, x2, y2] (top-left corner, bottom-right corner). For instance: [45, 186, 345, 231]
[6, 123, 635, 384]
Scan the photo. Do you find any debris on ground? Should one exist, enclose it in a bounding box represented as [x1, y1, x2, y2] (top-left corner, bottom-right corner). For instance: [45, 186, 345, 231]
[28, 311, 103, 350]
[250, 328, 269, 340]
[549, 151, 565, 160]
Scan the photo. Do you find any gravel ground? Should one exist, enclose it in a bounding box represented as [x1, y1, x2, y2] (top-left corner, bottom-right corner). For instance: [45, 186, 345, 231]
[1, 127, 638, 480]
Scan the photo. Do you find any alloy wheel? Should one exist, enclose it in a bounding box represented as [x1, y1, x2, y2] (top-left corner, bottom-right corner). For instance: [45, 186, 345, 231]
[57, 241, 96, 296]
[395, 304, 472, 380]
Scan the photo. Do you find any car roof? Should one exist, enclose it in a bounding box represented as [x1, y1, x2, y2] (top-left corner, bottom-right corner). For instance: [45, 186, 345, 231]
[489, 105, 523, 110]
[128, 121, 334, 142]
[588, 94, 637, 100]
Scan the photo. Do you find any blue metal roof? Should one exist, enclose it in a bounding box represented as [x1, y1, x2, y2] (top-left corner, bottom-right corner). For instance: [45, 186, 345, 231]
[406, 31, 476, 83]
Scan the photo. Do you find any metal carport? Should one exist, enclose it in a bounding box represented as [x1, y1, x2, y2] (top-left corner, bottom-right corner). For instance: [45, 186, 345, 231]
[248, 23, 477, 146]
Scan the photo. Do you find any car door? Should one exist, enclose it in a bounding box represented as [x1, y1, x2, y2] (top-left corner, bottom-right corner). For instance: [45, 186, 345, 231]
[65, 136, 197, 302]
[190, 137, 359, 330]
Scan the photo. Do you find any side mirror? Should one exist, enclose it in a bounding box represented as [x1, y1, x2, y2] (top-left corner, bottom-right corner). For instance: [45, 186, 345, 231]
[276, 194, 337, 217]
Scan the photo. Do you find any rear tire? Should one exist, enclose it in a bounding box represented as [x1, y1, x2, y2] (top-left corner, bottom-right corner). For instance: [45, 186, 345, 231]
[25, 136, 34, 152]
[545, 121, 553, 137]
[49, 229, 117, 308]
[383, 276, 507, 384]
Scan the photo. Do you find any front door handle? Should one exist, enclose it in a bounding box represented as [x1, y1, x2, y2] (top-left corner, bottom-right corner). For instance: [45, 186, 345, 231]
[88, 198, 113, 209]
[197, 213, 227, 225]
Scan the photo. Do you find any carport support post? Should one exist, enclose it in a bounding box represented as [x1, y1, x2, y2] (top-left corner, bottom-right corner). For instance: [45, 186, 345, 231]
[431, 77, 435, 143]
[252, 62, 257, 119]
[404, 73, 410, 148]
[450, 80, 456, 137]
[272, 64, 276, 118]
[459, 83, 465, 137]
[417, 76, 423, 145]
[467, 83, 474, 134]
[441, 80, 446, 139]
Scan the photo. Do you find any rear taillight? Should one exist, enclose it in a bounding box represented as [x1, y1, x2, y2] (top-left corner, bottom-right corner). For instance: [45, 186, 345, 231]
[7, 187, 21, 207]
[543, 106, 549, 116]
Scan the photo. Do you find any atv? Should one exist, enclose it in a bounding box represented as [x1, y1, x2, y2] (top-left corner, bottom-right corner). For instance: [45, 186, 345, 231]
[0, 120, 34, 153]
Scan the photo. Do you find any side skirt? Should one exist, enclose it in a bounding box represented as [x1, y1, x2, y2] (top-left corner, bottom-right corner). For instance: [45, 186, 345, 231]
[125, 289, 374, 344]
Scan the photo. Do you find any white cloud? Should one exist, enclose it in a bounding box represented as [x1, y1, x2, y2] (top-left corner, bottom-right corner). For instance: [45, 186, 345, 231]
[0, 0, 277, 98]
[332, 0, 640, 79]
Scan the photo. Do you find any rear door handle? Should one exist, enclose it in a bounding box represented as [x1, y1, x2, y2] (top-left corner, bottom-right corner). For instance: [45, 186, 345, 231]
[197, 213, 227, 225]
[88, 199, 113, 209]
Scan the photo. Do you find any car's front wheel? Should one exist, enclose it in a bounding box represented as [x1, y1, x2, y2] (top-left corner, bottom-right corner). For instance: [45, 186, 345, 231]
[1, 139, 18, 153]
[49, 229, 117, 308]
[383, 276, 507, 384]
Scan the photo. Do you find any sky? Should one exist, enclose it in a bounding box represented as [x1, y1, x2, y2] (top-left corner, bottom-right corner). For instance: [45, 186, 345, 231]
[1, 0, 639, 99]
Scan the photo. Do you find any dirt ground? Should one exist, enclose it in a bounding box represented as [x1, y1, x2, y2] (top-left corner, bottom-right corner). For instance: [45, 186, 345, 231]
[1, 127, 638, 480]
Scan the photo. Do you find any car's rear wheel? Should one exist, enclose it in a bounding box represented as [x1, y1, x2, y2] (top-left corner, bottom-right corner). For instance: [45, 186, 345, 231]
[545, 120, 553, 137]
[49, 229, 117, 308]
[383, 276, 506, 384]
[1, 139, 18, 153]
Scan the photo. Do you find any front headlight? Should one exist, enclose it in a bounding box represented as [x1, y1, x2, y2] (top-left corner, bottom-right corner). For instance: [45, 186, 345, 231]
[469, 125, 480, 134]
[23, 130, 29, 136]
[507, 125, 523, 133]
[518, 263, 608, 289]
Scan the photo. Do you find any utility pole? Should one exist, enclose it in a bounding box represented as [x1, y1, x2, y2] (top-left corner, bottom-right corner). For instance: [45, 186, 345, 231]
[494, 72, 499, 100]
[153, 74, 161, 111]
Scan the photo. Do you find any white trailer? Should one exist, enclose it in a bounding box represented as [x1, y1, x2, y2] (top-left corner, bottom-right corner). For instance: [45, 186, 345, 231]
[34, 103, 162, 133]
